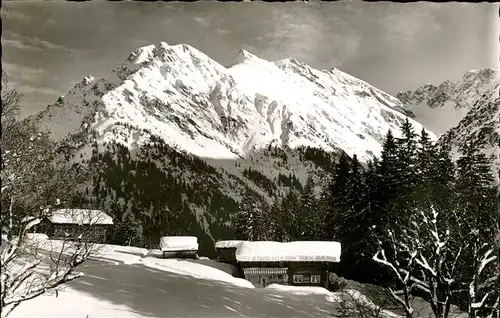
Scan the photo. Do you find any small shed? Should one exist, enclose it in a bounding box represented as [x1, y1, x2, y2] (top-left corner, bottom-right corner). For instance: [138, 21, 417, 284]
[236, 241, 341, 288]
[41, 209, 114, 243]
[160, 236, 199, 259]
[215, 240, 245, 266]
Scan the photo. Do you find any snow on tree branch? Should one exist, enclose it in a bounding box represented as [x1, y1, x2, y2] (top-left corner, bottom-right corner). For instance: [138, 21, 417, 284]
[373, 206, 477, 318]
[373, 233, 417, 317]
[0, 78, 98, 318]
[478, 248, 497, 277]
[1, 229, 97, 318]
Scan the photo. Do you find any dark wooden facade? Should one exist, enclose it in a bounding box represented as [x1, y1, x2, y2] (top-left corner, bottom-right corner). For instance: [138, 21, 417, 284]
[162, 250, 198, 259]
[216, 247, 239, 266]
[239, 261, 337, 288]
[36, 219, 111, 243]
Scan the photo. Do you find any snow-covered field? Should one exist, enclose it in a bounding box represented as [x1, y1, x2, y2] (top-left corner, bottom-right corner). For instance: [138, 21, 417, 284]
[5, 237, 468, 318]
[9, 286, 146, 318]
[8, 239, 340, 318]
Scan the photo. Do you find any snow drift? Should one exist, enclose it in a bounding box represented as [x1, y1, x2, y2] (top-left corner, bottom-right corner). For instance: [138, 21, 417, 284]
[235, 241, 341, 262]
[159, 236, 199, 251]
[215, 240, 245, 249]
[49, 209, 114, 225]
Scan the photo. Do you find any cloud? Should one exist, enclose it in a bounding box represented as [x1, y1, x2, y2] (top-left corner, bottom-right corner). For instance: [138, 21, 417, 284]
[2, 7, 58, 27]
[215, 28, 230, 35]
[2, 31, 76, 54]
[3, 62, 60, 86]
[3, 62, 48, 81]
[2, 9, 31, 21]
[380, 6, 441, 48]
[193, 16, 210, 27]
[10, 80, 61, 96]
[260, 9, 360, 67]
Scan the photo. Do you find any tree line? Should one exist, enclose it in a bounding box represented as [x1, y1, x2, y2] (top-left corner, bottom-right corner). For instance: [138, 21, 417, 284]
[233, 118, 498, 318]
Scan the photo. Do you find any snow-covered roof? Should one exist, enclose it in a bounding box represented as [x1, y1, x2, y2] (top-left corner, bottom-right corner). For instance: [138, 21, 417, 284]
[160, 236, 198, 252]
[235, 241, 341, 263]
[48, 209, 114, 225]
[215, 240, 245, 249]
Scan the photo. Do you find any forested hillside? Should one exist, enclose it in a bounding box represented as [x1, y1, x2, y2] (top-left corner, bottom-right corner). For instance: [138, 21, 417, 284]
[233, 118, 498, 317]
[62, 125, 339, 257]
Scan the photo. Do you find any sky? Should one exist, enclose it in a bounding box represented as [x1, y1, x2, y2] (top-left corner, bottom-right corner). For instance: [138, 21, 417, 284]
[1, 1, 498, 117]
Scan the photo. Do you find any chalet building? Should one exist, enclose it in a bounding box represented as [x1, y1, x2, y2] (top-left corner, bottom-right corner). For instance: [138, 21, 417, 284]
[160, 236, 199, 259]
[235, 241, 341, 288]
[39, 209, 114, 243]
[215, 240, 245, 266]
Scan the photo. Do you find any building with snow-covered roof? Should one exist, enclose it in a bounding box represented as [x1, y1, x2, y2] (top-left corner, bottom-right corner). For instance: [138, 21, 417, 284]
[160, 236, 199, 259]
[214, 240, 245, 266]
[39, 209, 114, 243]
[235, 241, 341, 288]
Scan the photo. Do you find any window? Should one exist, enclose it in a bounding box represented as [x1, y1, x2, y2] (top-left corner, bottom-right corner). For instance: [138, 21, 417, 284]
[293, 275, 304, 283]
[311, 275, 321, 284]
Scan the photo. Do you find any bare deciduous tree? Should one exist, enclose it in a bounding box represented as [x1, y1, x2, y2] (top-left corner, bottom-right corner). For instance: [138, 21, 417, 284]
[461, 225, 498, 318]
[333, 287, 396, 318]
[0, 213, 97, 318]
[373, 207, 473, 318]
[373, 227, 418, 318]
[0, 74, 97, 317]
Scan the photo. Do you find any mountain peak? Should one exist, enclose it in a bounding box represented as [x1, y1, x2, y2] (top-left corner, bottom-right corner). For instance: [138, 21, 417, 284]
[461, 68, 499, 84]
[397, 68, 499, 135]
[34, 42, 432, 162]
[126, 44, 157, 64]
[231, 48, 265, 66]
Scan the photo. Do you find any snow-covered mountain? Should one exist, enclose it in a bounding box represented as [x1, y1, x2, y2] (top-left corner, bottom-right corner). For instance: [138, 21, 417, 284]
[34, 42, 432, 163]
[30, 42, 439, 254]
[438, 94, 499, 182]
[397, 69, 499, 136]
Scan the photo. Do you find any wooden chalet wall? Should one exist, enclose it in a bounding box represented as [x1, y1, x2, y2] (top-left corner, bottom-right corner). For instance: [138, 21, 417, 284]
[240, 261, 288, 287]
[239, 261, 338, 288]
[216, 247, 239, 266]
[52, 223, 110, 243]
[162, 250, 198, 259]
[287, 262, 335, 288]
[37, 219, 110, 243]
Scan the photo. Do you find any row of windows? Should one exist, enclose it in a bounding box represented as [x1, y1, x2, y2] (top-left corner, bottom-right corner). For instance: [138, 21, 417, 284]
[293, 274, 321, 284]
[260, 274, 288, 286]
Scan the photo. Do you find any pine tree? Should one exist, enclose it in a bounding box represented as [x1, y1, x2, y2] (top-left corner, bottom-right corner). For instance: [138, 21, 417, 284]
[377, 130, 400, 195]
[430, 146, 456, 216]
[455, 141, 498, 316]
[346, 155, 364, 213]
[360, 157, 382, 249]
[324, 152, 351, 239]
[111, 213, 137, 246]
[373, 130, 400, 235]
[414, 128, 437, 207]
[395, 119, 419, 218]
[234, 197, 249, 240]
[456, 142, 496, 215]
[336, 154, 368, 262]
[276, 189, 300, 242]
[298, 175, 319, 240]
[267, 199, 281, 241]
[235, 190, 267, 241]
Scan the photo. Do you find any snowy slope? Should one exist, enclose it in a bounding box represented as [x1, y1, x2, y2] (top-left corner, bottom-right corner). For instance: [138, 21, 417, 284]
[10, 238, 457, 318]
[34, 42, 433, 163]
[9, 240, 338, 318]
[438, 94, 500, 182]
[397, 69, 499, 136]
